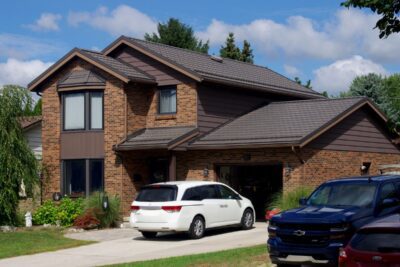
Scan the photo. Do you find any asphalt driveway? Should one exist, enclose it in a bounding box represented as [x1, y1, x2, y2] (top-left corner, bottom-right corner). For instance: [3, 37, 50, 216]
[0, 222, 268, 267]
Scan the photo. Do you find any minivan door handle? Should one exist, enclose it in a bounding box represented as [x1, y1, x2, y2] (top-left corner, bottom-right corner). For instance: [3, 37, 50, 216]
[220, 204, 228, 208]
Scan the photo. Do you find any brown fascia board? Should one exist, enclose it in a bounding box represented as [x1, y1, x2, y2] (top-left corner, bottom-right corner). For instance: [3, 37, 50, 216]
[102, 36, 203, 82]
[299, 98, 388, 148]
[187, 142, 296, 150]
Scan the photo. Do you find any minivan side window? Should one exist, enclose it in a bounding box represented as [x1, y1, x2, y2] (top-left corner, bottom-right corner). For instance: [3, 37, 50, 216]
[218, 185, 238, 200]
[182, 187, 202, 201]
[199, 185, 219, 200]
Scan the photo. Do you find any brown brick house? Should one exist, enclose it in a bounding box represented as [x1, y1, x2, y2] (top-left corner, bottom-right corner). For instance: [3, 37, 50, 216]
[28, 36, 400, 217]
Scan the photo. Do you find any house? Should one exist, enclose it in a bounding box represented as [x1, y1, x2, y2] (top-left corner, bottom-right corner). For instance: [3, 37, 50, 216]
[28, 36, 400, 217]
[20, 116, 42, 160]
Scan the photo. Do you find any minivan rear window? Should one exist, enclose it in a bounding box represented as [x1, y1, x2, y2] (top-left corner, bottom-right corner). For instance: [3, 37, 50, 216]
[351, 233, 400, 252]
[136, 186, 177, 202]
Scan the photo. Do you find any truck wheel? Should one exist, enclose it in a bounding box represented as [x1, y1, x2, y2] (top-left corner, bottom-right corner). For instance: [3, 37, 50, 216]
[188, 216, 205, 239]
[241, 209, 254, 230]
[141, 231, 157, 238]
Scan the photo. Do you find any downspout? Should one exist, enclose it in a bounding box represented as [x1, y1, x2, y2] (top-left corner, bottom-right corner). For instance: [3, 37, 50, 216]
[291, 146, 305, 164]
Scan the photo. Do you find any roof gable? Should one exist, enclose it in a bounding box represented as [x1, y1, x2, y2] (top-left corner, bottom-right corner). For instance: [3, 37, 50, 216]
[190, 97, 388, 149]
[58, 69, 105, 89]
[103, 36, 324, 99]
[28, 48, 155, 92]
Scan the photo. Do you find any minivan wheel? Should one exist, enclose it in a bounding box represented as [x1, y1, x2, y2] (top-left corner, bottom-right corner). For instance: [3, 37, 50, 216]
[188, 216, 205, 239]
[241, 209, 254, 230]
[141, 231, 157, 238]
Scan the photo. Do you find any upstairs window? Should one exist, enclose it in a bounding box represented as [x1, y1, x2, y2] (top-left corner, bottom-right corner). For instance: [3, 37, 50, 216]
[159, 87, 176, 114]
[63, 91, 103, 131]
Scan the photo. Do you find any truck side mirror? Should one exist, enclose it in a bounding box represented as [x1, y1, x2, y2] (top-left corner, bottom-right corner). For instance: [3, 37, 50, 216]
[299, 197, 307, 205]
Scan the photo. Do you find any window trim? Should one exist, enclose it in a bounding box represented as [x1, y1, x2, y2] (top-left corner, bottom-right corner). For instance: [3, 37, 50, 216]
[62, 158, 104, 197]
[62, 91, 104, 132]
[158, 86, 177, 115]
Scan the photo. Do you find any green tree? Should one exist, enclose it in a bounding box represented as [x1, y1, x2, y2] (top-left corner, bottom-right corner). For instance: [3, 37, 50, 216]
[341, 0, 400, 38]
[220, 33, 255, 63]
[0, 85, 39, 225]
[348, 73, 385, 104]
[144, 18, 209, 53]
[294, 77, 312, 89]
[33, 98, 42, 115]
[220, 32, 241, 60]
[382, 74, 400, 131]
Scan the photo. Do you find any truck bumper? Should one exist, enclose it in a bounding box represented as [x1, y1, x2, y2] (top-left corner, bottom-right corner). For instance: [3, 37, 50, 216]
[267, 238, 342, 266]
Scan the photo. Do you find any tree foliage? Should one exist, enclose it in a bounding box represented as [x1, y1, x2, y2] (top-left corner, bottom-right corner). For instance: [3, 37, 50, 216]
[144, 18, 209, 53]
[294, 77, 312, 89]
[220, 32, 254, 63]
[0, 85, 39, 225]
[343, 73, 400, 133]
[342, 0, 400, 38]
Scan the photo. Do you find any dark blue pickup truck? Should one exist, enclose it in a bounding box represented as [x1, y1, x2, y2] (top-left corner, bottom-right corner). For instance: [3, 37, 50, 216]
[267, 175, 400, 266]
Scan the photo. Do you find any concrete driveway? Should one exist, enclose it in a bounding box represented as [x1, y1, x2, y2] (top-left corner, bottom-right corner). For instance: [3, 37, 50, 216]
[0, 222, 268, 267]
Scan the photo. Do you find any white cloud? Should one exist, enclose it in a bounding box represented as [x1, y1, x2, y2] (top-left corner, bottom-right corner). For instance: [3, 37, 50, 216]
[68, 5, 157, 37]
[0, 33, 62, 60]
[196, 9, 400, 63]
[26, 13, 62, 32]
[284, 64, 301, 77]
[313, 56, 387, 95]
[0, 58, 53, 87]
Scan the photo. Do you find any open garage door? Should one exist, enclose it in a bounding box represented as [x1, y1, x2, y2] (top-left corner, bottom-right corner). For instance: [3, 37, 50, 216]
[216, 164, 283, 220]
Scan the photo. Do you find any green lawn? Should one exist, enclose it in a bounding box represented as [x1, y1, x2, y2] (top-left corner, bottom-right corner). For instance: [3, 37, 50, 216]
[108, 244, 270, 267]
[0, 228, 93, 259]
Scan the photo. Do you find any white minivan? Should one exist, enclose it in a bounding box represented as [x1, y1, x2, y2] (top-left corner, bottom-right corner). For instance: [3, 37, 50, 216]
[130, 181, 255, 239]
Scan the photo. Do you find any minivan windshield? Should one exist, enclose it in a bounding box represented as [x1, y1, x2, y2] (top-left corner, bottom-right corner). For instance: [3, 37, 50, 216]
[307, 183, 377, 207]
[136, 186, 177, 202]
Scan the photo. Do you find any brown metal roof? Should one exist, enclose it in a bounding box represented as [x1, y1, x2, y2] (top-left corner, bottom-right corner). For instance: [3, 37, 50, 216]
[19, 116, 42, 129]
[190, 97, 385, 149]
[58, 69, 106, 88]
[103, 36, 324, 99]
[114, 126, 198, 151]
[28, 48, 156, 91]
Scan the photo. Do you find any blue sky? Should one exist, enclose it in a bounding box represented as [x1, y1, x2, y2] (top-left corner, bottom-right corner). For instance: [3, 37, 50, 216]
[1, 1, 399, 95]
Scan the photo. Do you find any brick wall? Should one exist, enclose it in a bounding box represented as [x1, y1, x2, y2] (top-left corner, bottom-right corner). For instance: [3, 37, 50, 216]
[145, 83, 197, 128]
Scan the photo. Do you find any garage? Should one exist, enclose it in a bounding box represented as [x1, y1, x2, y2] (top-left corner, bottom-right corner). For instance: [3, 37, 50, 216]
[215, 164, 283, 219]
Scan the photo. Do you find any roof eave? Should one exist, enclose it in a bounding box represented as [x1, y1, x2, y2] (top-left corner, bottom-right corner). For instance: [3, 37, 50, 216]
[188, 142, 297, 150]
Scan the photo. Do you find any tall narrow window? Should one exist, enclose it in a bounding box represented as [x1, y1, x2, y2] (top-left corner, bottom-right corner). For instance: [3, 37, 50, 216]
[64, 159, 86, 197]
[90, 92, 103, 129]
[64, 93, 85, 130]
[90, 159, 104, 193]
[159, 87, 177, 114]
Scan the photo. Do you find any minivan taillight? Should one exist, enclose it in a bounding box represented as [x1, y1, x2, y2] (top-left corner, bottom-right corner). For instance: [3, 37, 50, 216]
[162, 205, 182, 213]
[131, 205, 140, 212]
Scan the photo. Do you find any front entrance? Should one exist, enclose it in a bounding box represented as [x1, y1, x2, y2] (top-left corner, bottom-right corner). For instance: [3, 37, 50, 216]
[216, 164, 283, 219]
[149, 158, 169, 183]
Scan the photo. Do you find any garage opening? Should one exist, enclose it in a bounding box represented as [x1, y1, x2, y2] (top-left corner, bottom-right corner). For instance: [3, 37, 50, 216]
[216, 164, 283, 220]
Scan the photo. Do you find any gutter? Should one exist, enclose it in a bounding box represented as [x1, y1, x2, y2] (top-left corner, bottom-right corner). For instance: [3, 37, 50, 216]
[291, 146, 305, 164]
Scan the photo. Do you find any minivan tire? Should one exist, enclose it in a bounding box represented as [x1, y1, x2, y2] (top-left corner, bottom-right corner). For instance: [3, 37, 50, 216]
[188, 216, 205, 239]
[241, 209, 254, 230]
[141, 231, 157, 238]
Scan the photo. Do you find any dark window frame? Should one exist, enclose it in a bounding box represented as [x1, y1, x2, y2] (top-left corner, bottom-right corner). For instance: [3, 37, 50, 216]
[62, 158, 104, 197]
[62, 91, 104, 132]
[157, 86, 177, 115]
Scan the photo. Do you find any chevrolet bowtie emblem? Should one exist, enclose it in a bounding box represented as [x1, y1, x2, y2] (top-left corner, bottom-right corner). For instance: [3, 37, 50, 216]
[293, 230, 306, 236]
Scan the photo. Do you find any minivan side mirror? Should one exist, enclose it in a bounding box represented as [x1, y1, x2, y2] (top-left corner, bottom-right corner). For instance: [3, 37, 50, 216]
[299, 197, 307, 206]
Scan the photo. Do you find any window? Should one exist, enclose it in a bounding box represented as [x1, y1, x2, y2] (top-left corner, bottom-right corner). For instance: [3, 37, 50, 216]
[136, 186, 177, 202]
[63, 91, 103, 131]
[199, 185, 219, 199]
[218, 185, 239, 200]
[159, 87, 176, 114]
[90, 92, 103, 129]
[379, 183, 397, 202]
[350, 232, 400, 252]
[63, 159, 104, 197]
[64, 93, 85, 130]
[182, 187, 203, 201]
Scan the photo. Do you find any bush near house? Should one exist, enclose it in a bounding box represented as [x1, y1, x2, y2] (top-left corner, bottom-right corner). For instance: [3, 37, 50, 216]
[84, 193, 121, 228]
[268, 186, 314, 211]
